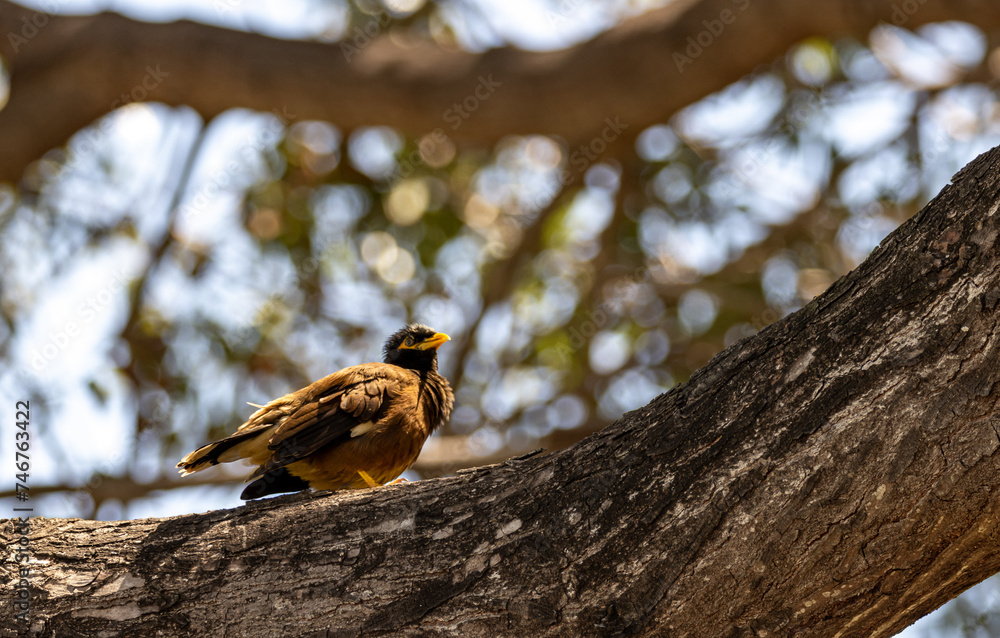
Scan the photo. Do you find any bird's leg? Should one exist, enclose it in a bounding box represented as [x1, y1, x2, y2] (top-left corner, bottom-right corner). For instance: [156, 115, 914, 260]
[385, 477, 409, 485]
[357, 470, 380, 488]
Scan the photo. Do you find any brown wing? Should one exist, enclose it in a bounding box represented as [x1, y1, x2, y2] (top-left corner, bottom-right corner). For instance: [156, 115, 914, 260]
[248, 363, 410, 479]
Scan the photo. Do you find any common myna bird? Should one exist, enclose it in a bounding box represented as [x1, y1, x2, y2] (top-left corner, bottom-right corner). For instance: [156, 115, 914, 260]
[176, 324, 453, 500]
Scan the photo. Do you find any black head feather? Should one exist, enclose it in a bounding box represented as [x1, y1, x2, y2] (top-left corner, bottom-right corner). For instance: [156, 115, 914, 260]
[382, 324, 449, 372]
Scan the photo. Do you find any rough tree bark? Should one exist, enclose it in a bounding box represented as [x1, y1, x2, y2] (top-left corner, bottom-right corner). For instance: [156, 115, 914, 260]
[1, 0, 999, 183]
[4, 144, 1000, 636]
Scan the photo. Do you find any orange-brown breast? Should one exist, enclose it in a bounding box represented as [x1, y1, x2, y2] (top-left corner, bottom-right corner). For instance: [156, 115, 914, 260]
[284, 376, 434, 490]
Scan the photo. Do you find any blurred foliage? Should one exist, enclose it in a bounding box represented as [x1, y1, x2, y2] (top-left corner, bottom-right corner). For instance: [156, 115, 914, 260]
[0, 1, 999, 546]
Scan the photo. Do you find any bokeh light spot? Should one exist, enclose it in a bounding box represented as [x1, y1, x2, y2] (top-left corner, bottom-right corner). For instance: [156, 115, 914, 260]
[386, 178, 430, 225]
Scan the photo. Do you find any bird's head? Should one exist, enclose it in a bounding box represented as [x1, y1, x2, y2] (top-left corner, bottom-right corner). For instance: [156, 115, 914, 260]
[383, 324, 450, 372]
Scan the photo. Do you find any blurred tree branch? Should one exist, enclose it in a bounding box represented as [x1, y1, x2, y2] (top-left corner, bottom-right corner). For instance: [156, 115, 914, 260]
[0, 435, 518, 511]
[1, 0, 998, 183]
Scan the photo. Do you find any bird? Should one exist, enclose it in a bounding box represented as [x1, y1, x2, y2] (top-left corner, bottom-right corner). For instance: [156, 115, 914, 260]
[176, 324, 454, 500]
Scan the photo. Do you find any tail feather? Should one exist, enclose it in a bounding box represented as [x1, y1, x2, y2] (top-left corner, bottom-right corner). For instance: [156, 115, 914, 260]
[176, 426, 274, 475]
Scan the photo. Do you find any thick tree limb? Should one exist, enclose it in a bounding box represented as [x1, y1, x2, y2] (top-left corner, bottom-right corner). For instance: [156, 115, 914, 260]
[4, 144, 1000, 635]
[0, 0, 998, 183]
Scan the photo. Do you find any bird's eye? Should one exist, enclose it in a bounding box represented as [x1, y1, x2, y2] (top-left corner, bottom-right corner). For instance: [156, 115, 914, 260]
[404, 336, 414, 347]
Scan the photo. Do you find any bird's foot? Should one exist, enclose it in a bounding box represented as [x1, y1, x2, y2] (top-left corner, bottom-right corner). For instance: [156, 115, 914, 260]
[357, 470, 380, 488]
[356, 472, 409, 488]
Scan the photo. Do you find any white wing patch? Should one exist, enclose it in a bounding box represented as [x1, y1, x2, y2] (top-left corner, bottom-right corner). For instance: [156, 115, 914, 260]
[350, 421, 376, 438]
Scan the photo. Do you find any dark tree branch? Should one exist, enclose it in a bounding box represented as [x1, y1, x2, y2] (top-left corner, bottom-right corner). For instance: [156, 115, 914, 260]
[0, 435, 519, 507]
[5, 145, 1000, 636]
[1, 0, 998, 183]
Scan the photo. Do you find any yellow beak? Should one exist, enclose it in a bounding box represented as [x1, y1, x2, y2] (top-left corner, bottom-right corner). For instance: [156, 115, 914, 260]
[414, 332, 450, 351]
